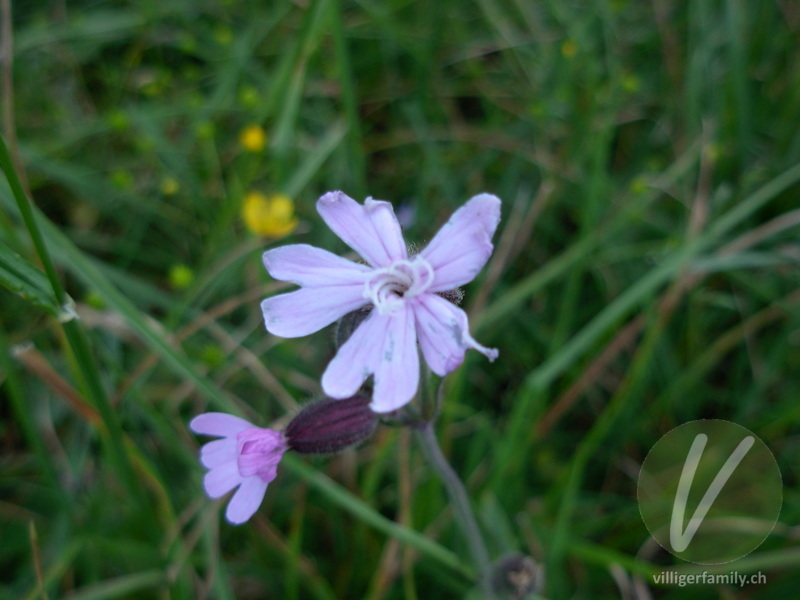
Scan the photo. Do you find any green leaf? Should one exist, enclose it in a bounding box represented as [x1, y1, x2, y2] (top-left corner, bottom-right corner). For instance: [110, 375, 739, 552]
[0, 241, 60, 315]
[285, 454, 472, 579]
[57, 570, 166, 600]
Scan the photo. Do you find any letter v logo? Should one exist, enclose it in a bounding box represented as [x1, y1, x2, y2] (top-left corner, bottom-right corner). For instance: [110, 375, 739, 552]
[669, 433, 755, 552]
[638, 420, 782, 563]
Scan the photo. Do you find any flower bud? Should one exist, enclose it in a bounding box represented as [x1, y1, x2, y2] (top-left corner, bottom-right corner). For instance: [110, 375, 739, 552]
[285, 395, 377, 454]
[491, 554, 543, 599]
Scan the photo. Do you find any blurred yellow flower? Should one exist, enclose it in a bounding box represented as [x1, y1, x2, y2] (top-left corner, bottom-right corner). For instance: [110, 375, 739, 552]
[160, 177, 180, 195]
[214, 26, 233, 46]
[242, 191, 298, 237]
[621, 72, 641, 94]
[110, 169, 134, 190]
[240, 125, 267, 152]
[561, 39, 578, 58]
[107, 110, 130, 131]
[629, 176, 648, 195]
[238, 85, 261, 109]
[200, 344, 226, 368]
[84, 290, 106, 310]
[195, 120, 215, 140]
[169, 264, 195, 290]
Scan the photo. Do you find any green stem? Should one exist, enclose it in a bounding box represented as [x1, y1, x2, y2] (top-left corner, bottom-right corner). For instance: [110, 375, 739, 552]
[415, 421, 494, 598]
[0, 138, 64, 305]
[0, 134, 143, 503]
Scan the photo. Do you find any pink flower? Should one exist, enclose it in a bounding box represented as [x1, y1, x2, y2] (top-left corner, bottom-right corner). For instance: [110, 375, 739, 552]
[261, 191, 500, 413]
[189, 413, 287, 524]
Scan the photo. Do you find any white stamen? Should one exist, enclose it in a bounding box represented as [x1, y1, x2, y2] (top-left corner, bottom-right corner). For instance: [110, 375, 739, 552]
[364, 257, 434, 315]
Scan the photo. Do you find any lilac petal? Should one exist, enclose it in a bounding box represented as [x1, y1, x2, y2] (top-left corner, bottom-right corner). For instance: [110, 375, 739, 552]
[419, 193, 501, 291]
[237, 428, 286, 480]
[263, 244, 371, 287]
[321, 310, 392, 400]
[317, 191, 407, 268]
[190, 413, 253, 437]
[321, 307, 419, 413]
[200, 438, 237, 469]
[238, 452, 281, 482]
[237, 427, 285, 449]
[371, 306, 419, 413]
[261, 285, 367, 338]
[225, 476, 269, 524]
[413, 294, 498, 376]
[203, 461, 242, 498]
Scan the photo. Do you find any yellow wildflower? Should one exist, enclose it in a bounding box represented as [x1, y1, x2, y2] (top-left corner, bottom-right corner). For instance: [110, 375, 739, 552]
[242, 191, 298, 237]
[239, 125, 267, 152]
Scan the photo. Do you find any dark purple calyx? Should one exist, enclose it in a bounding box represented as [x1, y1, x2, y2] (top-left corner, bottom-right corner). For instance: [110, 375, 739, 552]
[285, 395, 377, 454]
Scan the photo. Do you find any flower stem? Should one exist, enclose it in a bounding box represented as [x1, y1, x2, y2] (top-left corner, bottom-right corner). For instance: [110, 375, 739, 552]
[415, 421, 494, 598]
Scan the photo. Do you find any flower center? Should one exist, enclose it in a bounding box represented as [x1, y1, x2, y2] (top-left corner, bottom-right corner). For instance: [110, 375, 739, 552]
[363, 257, 434, 315]
[237, 428, 287, 481]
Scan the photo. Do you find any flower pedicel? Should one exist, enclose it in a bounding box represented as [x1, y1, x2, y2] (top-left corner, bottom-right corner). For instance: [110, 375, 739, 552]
[261, 191, 501, 413]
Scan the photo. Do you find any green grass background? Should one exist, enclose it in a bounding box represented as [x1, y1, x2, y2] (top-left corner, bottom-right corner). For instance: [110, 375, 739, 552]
[2, 0, 799, 598]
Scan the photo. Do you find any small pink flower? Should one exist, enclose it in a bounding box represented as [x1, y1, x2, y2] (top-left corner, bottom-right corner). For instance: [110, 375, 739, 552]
[261, 191, 500, 413]
[190, 413, 287, 524]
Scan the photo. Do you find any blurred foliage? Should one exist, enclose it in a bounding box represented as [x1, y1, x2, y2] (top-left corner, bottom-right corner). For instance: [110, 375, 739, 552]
[2, 0, 800, 598]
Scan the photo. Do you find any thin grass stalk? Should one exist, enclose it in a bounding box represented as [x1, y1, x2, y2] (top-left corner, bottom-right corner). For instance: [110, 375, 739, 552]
[0, 134, 143, 502]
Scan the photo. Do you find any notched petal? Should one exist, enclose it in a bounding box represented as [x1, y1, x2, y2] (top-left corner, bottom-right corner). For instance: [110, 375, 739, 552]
[204, 461, 242, 499]
[420, 193, 501, 291]
[370, 306, 419, 413]
[262, 285, 366, 338]
[190, 412, 253, 437]
[200, 438, 237, 469]
[225, 477, 268, 524]
[322, 311, 390, 399]
[262, 244, 371, 287]
[413, 294, 498, 377]
[317, 191, 407, 267]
